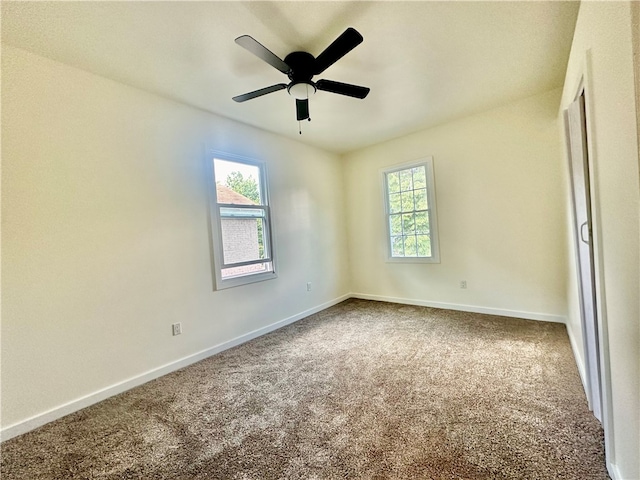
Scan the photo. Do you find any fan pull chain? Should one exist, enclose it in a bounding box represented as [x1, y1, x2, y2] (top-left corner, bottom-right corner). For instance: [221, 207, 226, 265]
[298, 117, 311, 135]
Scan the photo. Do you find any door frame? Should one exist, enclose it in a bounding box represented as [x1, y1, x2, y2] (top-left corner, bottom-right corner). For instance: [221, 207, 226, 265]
[564, 50, 614, 470]
[565, 89, 602, 420]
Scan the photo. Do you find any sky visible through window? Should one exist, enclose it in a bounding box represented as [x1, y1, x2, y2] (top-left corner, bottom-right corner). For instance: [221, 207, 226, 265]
[214, 159, 259, 188]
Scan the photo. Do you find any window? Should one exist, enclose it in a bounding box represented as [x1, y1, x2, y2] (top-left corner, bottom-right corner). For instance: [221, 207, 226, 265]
[382, 158, 440, 263]
[208, 153, 276, 289]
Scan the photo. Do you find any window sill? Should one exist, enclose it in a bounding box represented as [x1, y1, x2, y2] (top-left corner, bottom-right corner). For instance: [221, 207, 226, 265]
[385, 256, 441, 264]
[214, 271, 277, 290]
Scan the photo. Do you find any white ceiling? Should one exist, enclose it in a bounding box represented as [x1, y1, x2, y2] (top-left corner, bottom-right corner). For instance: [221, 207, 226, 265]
[1, 1, 579, 154]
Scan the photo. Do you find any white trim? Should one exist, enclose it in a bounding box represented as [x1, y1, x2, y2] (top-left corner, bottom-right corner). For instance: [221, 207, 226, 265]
[0, 294, 350, 442]
[583, 50, 614, 468]
[350, 293, 566, 324]
[566, 321, 588, 391]
[607, 463, 622, 480]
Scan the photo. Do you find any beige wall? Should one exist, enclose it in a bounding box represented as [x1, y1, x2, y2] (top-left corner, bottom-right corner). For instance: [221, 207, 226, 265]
[559, 2, 640, 478]
[1, 46, 350, 432]
[343, 89, 568, 321]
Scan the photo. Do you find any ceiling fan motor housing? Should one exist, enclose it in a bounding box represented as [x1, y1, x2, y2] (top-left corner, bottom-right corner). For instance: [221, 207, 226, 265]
[284, 51, 316, 82]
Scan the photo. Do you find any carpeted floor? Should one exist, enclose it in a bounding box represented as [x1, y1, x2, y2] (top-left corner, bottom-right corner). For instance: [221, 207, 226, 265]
[1, 299, 608, 479]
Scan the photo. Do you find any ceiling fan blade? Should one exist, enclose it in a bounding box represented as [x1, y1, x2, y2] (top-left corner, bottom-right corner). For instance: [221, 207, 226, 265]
[235, 35, 291, 74]
[232, 83, 287, 102]
[314, 27, 364, 75]
[296, 99, 310, 121]
[316, 79, 370, 99]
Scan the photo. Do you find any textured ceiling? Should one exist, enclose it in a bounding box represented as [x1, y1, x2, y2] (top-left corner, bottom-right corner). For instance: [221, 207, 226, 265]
[1, 1, 579, 154]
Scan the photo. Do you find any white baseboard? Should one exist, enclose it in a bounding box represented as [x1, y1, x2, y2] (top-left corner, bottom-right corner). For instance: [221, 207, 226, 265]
[0, 293, 570, 441]
[565, 322, 588, 392]
[0, 294, 350, 442]
[608, 462, 622, 480]
[350, 293, 567, 324]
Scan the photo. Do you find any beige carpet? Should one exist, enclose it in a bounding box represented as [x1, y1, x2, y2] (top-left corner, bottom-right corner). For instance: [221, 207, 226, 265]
[1, 299, 608, 479]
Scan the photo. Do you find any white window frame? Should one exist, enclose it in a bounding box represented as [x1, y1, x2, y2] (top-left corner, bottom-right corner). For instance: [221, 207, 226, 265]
[206, 151, 277, 290]
[382, 157, 440, 263]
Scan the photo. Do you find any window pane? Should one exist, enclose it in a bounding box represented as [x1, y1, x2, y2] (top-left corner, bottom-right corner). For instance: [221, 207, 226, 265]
[220, 217, 263, 265]
[416, 235, 431, 257]
[391, 236, 404, 256]
[414, 211, 429, 234]
[387, 172, 400, 194]
[402, 213, 415, 234]
[389, 214, 403, 236]
[414, 188, 428, 210]
[401, 191, 415, 212]
[214, 159, 262, 205]
[388, 193, 402, 214]
[412, 166, 427, 189]
[404, 235, 417, 256]
[400, 169, 413, 191]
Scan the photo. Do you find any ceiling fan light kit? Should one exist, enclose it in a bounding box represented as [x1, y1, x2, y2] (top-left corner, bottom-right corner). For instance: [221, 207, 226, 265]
[232, 27, 370, 130]
[287, 82, 316, 100]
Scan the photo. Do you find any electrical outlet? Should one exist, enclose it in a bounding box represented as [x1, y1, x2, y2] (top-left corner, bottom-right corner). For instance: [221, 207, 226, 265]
[306, 282, 312, 291]
[172, 322, 182, 336]
[460, 280, 467, 289]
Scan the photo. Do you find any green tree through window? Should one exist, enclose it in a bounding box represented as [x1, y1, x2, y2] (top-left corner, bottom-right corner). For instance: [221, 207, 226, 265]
[224, 171, 260, 204]
[383, 158, 440, 263]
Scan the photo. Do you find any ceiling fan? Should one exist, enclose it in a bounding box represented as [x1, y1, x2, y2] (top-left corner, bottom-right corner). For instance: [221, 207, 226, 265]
[232, 27, 370, 124]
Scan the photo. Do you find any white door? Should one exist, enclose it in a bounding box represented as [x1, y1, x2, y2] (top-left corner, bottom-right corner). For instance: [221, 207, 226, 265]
[565, 92, 602, 421]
